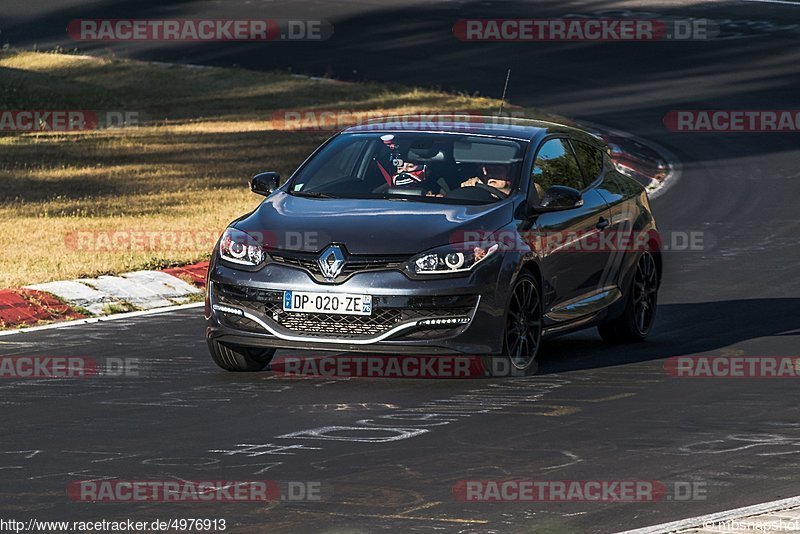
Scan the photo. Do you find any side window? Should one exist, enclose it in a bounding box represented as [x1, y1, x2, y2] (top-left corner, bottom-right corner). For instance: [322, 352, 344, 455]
[572, 141, 604, 188]
[531, 138, 584, 192]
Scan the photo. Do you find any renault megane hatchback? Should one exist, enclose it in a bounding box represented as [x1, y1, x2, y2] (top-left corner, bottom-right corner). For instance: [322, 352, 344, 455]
[205, 117, 662, 375]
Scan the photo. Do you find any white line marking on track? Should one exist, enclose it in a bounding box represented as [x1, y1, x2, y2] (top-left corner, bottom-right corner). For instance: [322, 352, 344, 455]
[738, 0, 800, 6]
[616, 495, 800, 534]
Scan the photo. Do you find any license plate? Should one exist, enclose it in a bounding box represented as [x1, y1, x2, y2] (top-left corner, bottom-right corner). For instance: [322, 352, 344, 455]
[283, 291, 372, 316]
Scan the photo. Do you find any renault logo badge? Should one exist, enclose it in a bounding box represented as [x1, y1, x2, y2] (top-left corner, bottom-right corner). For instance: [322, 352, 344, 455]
[318, 245, 346, 279]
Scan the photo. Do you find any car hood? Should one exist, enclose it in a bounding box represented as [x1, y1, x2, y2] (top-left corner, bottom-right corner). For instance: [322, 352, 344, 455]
[234, 192, 514, 255]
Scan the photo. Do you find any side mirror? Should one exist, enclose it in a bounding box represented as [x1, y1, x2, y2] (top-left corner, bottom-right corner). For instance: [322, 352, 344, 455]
[535, 185, 584, 212]
[250, 171, 280, 196]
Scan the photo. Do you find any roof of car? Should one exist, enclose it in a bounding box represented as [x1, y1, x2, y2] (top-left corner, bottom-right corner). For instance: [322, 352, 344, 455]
[341, 115, 604, 145]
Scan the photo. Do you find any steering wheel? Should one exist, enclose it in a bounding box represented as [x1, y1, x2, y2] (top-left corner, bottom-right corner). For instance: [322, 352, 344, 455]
[473, 182, 507, 200]
[393, 172, 421, 185]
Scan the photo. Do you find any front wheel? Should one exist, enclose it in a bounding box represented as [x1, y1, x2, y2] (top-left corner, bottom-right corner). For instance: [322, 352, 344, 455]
[483, 272, 543, 377]
[598, 250, 659, 343]
[207, 338, 276, 371]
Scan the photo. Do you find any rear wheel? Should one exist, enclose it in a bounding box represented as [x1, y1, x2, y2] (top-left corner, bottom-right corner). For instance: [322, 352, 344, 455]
[207, 338, 275, 372]
[483, 272, 543, 377]
[598, 250, 659, 343]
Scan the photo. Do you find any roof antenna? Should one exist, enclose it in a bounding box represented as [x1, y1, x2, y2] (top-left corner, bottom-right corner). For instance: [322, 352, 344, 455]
[498, 68, 511, 116]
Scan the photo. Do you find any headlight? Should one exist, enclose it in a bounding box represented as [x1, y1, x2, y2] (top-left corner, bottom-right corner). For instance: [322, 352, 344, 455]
[409, 242, 500, 275]
[219, 227, 267, 266]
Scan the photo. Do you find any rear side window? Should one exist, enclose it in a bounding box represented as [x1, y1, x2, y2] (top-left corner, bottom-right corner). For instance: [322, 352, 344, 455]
[531, 138, 584, 191]
[572, 141, 604, 187]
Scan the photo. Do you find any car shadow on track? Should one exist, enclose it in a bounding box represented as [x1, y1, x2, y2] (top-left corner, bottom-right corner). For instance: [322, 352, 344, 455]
[262, 298, 800, 380]
[537, 298, 800, 375]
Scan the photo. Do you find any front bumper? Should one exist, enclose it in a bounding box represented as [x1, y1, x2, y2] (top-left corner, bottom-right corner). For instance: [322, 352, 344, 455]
[205, 256, 510, 355]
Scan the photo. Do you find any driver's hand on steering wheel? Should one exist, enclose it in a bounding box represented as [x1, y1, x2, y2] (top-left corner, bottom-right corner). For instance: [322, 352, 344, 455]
[462, 176, 510, 199]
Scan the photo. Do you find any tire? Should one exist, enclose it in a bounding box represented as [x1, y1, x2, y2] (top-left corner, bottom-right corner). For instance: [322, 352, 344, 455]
[483, 272, 543, 377]
[598, 250, 659, 343]
[207, 338, 276, 372]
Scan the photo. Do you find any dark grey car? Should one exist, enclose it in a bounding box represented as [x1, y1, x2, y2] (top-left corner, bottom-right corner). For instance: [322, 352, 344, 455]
[205, 117, 662, 375]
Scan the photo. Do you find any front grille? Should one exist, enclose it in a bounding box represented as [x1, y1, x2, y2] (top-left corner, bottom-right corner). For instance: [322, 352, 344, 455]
[262, 300, 475, 338]
[271, 251, 407, 283]
[268, 307, 402, 337]
[215, 284, 477, 340]
[271, 255, 317, 271]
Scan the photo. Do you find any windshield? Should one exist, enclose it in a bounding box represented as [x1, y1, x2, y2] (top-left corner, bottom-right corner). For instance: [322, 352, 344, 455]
[287, 132, 527, 204]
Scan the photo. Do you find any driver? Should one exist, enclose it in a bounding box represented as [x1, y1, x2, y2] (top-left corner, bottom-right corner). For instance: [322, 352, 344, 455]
[460, 163, 513, 197]
[375, 134, 433, 191]
[392, 159, 428, 187]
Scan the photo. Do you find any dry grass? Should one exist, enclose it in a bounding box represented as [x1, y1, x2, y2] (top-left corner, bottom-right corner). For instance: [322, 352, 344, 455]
[0, 50, 556, 287]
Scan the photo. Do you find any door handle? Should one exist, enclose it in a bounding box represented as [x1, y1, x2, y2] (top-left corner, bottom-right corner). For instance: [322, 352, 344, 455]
[596, 217, 610, 230]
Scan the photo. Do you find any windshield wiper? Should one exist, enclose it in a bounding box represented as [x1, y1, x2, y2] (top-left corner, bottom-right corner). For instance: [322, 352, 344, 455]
[291, 191, 338, 199]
